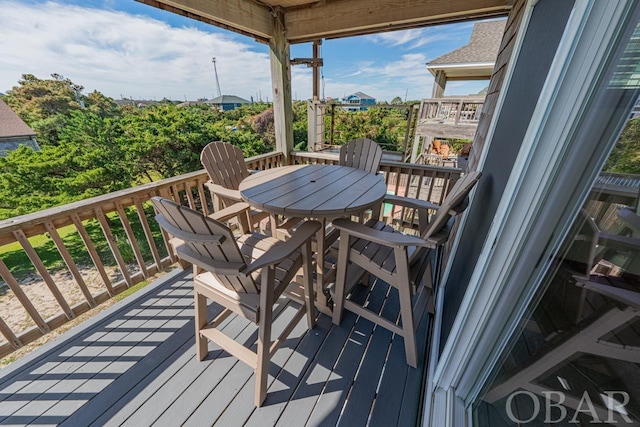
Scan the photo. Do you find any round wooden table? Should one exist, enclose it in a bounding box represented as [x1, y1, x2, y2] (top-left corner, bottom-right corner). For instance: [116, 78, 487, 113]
[240, 164, 387, 312]
[239, 164, 386, 217]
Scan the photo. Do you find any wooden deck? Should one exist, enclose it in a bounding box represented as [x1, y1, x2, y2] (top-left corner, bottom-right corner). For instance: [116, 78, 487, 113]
[0, 269, 429, 426]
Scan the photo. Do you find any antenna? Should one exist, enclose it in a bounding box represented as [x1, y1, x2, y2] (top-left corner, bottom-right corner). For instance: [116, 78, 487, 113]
[212, 57, 222, 98]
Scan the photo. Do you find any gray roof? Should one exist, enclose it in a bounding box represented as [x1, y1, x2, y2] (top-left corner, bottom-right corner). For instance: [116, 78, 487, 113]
[206, 95, 250, 105]
[0, 98, 35, 138]
[351, 91, 375, 100]
[427, 20, 506, 66]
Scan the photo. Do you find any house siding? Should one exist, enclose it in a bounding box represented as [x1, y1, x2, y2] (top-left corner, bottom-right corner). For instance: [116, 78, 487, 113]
[439, 0, 577, 352]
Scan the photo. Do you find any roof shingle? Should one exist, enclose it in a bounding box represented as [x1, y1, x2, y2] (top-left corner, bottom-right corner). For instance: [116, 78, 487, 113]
[0, 98, 35, 138]
[427, 20, 506, 66]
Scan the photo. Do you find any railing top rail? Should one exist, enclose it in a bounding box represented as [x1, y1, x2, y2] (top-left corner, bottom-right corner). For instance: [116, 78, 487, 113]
[420, 97, 485, 103]
[0, 151, 283, 235]
[308, 102, 419, 109]
[290, 151, 463, 173]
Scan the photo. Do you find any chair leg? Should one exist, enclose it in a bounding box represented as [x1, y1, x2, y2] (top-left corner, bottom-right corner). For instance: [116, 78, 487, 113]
[255, 267, 275, 407]
[332, 232, 351, 326]
[395, 248, 418, 368]
[194, 289, 208, 361]
[302, 240, 316, 329]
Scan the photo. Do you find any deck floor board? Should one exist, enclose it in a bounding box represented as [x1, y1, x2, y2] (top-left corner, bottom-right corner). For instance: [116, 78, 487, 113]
[0, 269, 430, 426]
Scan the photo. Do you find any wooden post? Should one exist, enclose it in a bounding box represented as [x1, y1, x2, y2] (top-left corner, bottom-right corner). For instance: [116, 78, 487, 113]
[403, 104, 415, 161]
[269, 9, 294, 164]
[330, 103, 335, 146]
[431, 69, 446, 98]
[313, 39, 321, 100]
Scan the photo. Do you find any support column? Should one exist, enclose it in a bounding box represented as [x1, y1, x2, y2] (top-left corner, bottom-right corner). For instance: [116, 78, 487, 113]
[312, 40, 322, 100]
[269, 10, 294, 163]
[431, 70, 447, 98]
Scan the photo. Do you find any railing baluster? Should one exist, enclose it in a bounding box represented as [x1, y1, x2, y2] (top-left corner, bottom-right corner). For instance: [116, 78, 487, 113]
[155, 188, 177, 264]
[197, 180, 210, 216]
[115, 202, 148, 278]
[94, 207, 132, 287]
[13, 229, 75, 320]
[0, 258, 49, 333]
[134, 197, 162, 270]
[184, 183, 196, 209]
[170, 185, 181, 204]
[0, 315, 22, 350]
[70, 213, 114, 296]
[43, 221, 96, 308]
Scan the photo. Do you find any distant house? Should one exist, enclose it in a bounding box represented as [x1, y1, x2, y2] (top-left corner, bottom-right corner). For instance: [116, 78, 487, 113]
[205, 95, 250, 111]
[340, 92, 375, 112]
[0, 98, 40, 156]
[426, 20, 506, 98]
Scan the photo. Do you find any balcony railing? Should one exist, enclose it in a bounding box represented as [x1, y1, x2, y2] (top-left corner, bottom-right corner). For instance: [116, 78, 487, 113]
[418, 97, 485, 125]
[0, 150, 461, 358]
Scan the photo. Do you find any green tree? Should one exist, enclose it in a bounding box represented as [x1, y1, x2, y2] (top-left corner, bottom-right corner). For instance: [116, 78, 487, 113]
[605, 116, 640, 174]
[116, 104, 227, 180]
[2, 74, 84, 145]
[0, 110, 132, 219]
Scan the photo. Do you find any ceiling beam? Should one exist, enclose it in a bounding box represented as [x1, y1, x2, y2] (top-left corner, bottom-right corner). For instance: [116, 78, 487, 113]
[285, 0, 511, 43]
[137, 0, 275, 42]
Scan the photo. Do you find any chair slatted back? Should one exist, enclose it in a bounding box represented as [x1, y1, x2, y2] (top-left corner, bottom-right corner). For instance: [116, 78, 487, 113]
[339, 138, 383, 174]
[201, 142, 250, 191]
[152, 197, 259, 294]
[422, 170, 482, 240]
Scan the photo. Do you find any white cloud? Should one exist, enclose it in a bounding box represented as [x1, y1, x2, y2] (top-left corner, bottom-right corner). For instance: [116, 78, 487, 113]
[0, 2, 486, 103]
[326, 53, 433, 101]
[367, 28, 453, 50]
[0, 1, 314, 100]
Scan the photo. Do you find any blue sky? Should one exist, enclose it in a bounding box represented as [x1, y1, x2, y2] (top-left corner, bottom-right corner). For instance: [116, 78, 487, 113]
[0, 0, 497, 102]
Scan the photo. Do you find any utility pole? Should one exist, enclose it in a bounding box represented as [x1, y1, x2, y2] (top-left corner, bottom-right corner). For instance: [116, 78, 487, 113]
[212, 57, 222, 98]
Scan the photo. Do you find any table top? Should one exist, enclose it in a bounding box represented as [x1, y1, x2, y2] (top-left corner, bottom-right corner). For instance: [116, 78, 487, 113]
[239, 164, 386, 217]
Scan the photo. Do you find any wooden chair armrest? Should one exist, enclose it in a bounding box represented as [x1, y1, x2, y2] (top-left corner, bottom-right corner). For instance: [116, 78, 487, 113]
[597, 232, 640, 251]
[383, 194, 439, 211]
[332, 218, 435, 248]
[210, 202, 251, 223]
[204, 181, 242, 201]
[575, 279, 640, 309]
[155, 215, 225, 244]
[619, 207, 640, 233]
[244, 221, 322, 275]
[177, 246, 245, 275]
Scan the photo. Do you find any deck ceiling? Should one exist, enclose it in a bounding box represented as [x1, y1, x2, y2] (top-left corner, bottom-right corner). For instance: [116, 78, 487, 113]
[137, 0, 512, 44]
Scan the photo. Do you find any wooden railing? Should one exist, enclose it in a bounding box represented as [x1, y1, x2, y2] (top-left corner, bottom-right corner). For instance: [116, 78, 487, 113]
[0, 149, 458, 358]
[290, 151, 463, 226]
[0, 151, 284, 358]
[418, 97, 484, 125]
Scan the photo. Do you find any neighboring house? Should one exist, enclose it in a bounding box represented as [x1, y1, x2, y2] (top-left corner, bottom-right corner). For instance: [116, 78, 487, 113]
[0, 98, 40, 156]
[426, 20, 506, 98]
[114, 99, 162, 107]
[413, 20, 506, 164]
[205, 95, 250, 111]
[339, 91, 375, 111]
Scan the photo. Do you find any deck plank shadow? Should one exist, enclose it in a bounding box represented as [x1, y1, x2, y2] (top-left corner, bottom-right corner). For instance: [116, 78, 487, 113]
[0, 270, 430, 426]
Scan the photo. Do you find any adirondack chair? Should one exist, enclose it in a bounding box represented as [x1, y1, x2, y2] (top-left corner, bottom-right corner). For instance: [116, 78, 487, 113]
[201, 141, 269, 231]
[339, 138, 383, 174]
[331, 170, 482, 367]
[151, 197, 321, 407]
[275, 138, 383, 248]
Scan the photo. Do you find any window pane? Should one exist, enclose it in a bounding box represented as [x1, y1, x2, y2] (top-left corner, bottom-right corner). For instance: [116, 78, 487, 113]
[473, 18, 640, 427]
